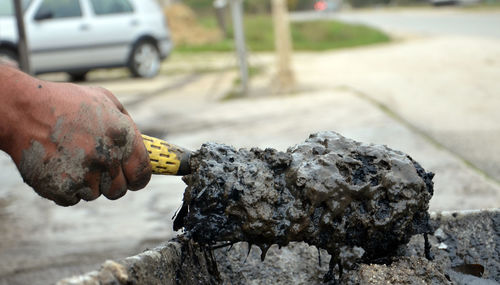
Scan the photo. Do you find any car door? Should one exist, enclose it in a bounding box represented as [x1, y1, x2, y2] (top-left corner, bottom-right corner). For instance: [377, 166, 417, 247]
[85, 0, 138, 66]
[27, 0, 93, 73]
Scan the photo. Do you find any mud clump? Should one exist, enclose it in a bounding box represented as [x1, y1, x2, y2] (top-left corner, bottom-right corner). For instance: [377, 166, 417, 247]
[174, 131, 434, 279]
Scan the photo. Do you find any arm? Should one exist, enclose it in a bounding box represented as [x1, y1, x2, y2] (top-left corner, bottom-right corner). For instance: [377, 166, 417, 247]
[0, 65, 151, 206]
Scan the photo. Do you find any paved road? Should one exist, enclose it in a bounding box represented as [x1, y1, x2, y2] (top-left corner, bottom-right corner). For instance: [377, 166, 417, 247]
[291, 9, 500, 38]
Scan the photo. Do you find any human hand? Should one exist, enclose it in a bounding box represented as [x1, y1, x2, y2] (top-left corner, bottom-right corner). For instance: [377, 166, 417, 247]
[0, 68, 151, 206]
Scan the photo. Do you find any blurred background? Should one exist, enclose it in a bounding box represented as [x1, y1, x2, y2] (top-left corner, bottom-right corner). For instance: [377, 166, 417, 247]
[1, 0, 499, 284]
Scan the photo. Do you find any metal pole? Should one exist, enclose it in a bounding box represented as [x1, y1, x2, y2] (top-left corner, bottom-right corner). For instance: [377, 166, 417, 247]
[272, 0, 295, 93]
[13, 0, 31, 73]
[230, 0, 248, 94]
[213, 0, 229, 38]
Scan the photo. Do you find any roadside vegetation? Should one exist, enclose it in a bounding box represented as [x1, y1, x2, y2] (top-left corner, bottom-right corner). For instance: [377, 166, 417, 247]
[182, 0, 430, 12]
[173, 15, 390, 53]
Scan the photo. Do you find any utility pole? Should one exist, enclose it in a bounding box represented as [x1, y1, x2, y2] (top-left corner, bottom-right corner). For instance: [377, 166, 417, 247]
[230, 0, 248, 94]
[213, 0, 229, 38]
[272, 0, 295, 93]
[14, 0, 30, 73]
[14, 0, 31, 73]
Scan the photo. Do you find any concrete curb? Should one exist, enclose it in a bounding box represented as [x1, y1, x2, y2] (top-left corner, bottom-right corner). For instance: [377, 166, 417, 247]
[57, 239, 219, 285]
[58, 209, 499, 284]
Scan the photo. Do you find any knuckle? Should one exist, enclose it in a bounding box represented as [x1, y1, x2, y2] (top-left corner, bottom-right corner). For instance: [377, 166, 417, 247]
[99, 172, 114, 198]
[126, 156, 152, 191]
[104, 183, 127, 200]
[100, 169, 128, 200]
[47, 188, 81, 206]
[54, 197, 80, 207]
[77, 187, 100, 201]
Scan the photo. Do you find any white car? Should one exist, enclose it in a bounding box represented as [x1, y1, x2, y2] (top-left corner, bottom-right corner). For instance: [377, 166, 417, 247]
[0, 0, 172, 80]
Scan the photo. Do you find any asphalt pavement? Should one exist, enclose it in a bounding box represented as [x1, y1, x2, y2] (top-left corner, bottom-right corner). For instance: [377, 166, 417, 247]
[291, 8, 500, 38]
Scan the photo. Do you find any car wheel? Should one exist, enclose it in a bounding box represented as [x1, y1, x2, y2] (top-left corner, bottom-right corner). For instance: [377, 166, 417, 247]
[68, 71, 88, 82]
[0, 48, 19, 68]
[129, 41, 161, 78]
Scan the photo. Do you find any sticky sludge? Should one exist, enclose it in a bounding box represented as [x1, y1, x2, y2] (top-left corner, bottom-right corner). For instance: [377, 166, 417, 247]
[174, 131, 434, 281]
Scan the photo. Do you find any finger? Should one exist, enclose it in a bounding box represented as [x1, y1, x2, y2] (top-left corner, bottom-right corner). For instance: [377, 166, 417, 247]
[46, 185, 80, 206]
[53, 196, 80, 207]
[78, 171, 102, 201]
[101, 167, 128, 200]
[122, 130, 152, 191]
[27, 179, 80, 207]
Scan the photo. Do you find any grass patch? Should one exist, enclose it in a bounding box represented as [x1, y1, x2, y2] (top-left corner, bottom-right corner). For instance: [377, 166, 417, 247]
[232, 65, 264, 85]
[292, 20, 390, 50]
[174, 15, 390, 52]
[221, 65, 265, 101]
[460, 1, 500, 10]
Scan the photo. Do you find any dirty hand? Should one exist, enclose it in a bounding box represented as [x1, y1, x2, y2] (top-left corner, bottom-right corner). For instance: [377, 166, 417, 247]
[0, 66, 151, 206]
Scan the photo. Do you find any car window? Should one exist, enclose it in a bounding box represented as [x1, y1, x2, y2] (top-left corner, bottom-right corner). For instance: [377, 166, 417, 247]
[0, 0, 32, 17]
[35, 0, 82, 20]
[90, 0, 134, 16]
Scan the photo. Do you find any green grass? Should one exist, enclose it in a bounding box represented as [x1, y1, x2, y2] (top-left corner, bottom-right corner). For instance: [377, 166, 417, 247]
[175, 15, 390, 53]
[292, 20, 390, 50]
[460, 1, 500, 10]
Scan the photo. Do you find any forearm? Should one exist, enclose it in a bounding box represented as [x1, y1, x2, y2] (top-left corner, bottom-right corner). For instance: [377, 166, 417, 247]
[0, 65, 52, 160]
[0, 66, 32, 151]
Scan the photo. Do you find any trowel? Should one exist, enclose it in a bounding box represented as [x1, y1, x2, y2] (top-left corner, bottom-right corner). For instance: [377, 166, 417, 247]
[141, 134, 192, 176]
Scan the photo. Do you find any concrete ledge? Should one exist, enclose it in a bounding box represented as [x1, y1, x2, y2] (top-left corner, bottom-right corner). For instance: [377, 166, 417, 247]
[58, 209, 500, 284]
[57, 239, 219, 285]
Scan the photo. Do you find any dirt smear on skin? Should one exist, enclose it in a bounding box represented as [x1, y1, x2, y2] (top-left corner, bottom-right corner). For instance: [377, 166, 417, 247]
[19, 140, 87, 206]
[174, 131, 434, 281]
[18, 101, 136, 206]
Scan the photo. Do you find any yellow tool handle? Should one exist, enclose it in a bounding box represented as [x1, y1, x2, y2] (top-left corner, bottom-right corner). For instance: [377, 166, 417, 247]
[142, 134, 191, 176]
